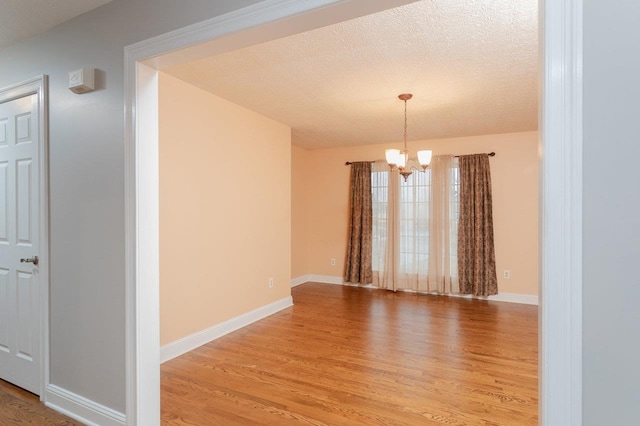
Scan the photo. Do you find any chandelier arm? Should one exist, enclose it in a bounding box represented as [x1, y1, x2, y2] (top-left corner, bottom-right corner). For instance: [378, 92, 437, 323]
[407, 164, 427, 173]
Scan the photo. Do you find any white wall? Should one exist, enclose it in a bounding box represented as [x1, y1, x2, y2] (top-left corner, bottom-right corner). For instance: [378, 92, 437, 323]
[583, 1, 640, 424]
[0, 0, 262, 414]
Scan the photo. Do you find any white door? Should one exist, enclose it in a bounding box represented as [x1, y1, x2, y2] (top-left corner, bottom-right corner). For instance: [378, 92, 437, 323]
[0, 94, 41, 395]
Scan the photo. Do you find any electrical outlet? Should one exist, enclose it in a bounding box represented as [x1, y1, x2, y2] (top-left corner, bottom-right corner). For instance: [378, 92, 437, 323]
[268, 277, 274, 288]
[503, 270, 511, 279]
[330, 258, 336, 266]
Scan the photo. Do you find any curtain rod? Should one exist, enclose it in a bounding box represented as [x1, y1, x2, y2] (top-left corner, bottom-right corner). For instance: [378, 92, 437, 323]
[344, 152, 496, 166]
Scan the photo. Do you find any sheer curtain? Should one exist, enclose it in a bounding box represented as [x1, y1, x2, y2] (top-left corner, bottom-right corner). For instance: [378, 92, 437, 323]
[428, 156, 460, 293]
[396, 160, 430, 291]
[371, 156, 459, 293]
[372, 161, 397, 289]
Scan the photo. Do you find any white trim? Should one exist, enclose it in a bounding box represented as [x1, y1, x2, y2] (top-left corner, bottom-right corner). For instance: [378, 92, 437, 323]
[308, 274, 344, 285]
[448, 292, 538, 306]
[489, 293, 539, 306]
[294, 275, 538, 305]
[127, 62, 161, 426]
[160, 296, 294, 363]
[291, 275, 349, 287]
[137, 0, 418, 69]
[124, 60, 161, 426]
[290, 275, 310, 287]
[45, 385, 126, 426]
[0, 75, 50, 400]
[539, 0, 583, 424]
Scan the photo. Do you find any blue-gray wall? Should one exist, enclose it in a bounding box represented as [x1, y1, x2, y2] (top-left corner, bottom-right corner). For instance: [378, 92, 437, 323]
[583, 1, 640, 424]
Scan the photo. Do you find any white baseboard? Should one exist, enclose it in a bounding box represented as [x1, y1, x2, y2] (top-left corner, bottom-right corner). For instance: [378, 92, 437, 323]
[160, 296, 294, 363]
[291, 275, 343, 287]
[448, 291, 538, 305]
[291, 275, 310, 287]
[45, 385, 125, 426]
[309, 274, 344, 285]
[291, 275, 538, 305]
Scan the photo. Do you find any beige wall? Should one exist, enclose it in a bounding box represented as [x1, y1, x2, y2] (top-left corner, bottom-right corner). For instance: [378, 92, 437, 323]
[292, 131, 539, 296]
[291, 145, 311, 278]
[159, 74, 537, 347]
[159, 72, 292, 345]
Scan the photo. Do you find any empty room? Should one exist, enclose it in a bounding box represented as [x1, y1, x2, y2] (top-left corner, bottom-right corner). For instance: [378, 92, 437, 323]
[155, 0, 538, 424]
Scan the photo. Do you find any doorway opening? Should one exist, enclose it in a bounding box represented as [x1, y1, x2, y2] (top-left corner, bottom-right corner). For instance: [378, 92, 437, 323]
[124, 1, 583, 424]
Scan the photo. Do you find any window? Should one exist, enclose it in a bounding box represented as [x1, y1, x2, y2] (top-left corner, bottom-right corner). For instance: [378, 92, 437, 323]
[372, 158, 459, 291]
[398, 166, 431, 278]
[371, 165, 389, 273]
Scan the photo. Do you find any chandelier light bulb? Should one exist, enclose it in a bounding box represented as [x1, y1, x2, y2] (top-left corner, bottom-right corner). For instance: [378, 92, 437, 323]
[385, 149, 400, 166]
[417, 150, 432, 168]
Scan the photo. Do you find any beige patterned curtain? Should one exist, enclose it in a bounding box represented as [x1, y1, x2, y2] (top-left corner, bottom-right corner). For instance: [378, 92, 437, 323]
[458, 154, 498, 296]
[344, 162, 373, 284]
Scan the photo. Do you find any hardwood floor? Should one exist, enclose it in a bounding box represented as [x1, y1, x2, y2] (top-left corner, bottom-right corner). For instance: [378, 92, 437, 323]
[0, 283, 537, 425]
[0, 379, 81, 425]
[162, 283, 538, 425]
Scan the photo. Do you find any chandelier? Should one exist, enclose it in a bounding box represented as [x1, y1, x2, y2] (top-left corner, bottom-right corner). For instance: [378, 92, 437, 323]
[385, 94, 432, 181]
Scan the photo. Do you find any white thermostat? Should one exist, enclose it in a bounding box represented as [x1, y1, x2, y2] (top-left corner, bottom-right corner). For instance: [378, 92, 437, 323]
[68, 68, 95, 94]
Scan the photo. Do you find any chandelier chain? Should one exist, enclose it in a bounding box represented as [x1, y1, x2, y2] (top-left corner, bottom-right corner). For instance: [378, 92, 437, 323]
[403, 99, 408, 151]
[385, 93, 432, 181]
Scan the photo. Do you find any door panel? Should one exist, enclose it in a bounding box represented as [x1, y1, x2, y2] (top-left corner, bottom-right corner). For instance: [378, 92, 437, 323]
[0, 94, 40, 395]
[0, 162, 7, 242]
[0, 269, 8, 352]
[0, 118, 7, 145]
[17, 271, 34, 361]
[16, 113, 31, 143]
[17, 159, 32, 244]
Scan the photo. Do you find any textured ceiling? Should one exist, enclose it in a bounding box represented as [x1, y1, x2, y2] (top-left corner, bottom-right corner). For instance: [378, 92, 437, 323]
[164, 0, 538, 150]
[0, 0, 113, 50]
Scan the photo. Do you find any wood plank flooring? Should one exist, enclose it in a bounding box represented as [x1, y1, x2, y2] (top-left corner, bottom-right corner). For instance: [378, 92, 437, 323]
[0, 379, 81, 425]
[161, 283, 538, 425]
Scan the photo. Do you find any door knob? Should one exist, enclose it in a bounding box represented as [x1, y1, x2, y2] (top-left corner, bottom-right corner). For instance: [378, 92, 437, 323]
[20, 256, 39, 266]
